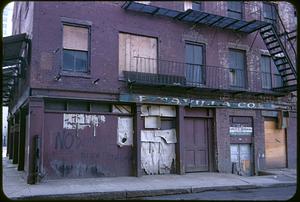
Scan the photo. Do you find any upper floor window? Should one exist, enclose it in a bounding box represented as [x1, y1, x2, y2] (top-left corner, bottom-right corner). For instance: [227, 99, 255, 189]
[184, 1, 202, 11]
[135, 1, 150, 5]
[62, 24, 89, 73]
[229, 49, 246, 88]
[118, 33, 157, 78]
[261, 55, 283, 89]
[263, 2, 277, 26]
[227, 1, 243, 20]
[185, 42, 205, 85]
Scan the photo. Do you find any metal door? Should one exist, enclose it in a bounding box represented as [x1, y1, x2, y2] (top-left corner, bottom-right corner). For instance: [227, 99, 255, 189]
[184, 118, 209, 172]
[230, 144, 252, 176]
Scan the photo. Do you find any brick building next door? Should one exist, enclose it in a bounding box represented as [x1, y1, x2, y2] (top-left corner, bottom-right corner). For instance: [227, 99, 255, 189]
[184, 118, 210, 172]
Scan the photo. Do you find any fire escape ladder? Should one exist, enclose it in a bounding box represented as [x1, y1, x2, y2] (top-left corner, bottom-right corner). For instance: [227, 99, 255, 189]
[260, 24, 297, 92]
[259, 5, 297, 92]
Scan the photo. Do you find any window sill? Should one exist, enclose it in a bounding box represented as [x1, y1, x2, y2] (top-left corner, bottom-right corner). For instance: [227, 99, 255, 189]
[60, 71, 91, 79]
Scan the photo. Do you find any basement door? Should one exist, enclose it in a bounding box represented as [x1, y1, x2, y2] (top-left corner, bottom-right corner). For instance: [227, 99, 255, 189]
[184, 118, 209, 172]
[264, 119, 287, 168]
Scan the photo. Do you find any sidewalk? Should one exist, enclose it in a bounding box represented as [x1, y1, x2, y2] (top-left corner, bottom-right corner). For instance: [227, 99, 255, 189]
[2, 156, 296, 200]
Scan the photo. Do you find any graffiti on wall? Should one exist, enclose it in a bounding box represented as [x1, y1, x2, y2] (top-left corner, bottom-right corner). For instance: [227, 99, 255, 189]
[63, 114, 106, 136]
[55, 130, 81, 150]
[50, 160, 109, 177]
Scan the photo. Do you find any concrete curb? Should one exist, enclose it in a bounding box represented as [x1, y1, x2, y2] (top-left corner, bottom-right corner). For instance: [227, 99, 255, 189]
[11, 182, 296, 200]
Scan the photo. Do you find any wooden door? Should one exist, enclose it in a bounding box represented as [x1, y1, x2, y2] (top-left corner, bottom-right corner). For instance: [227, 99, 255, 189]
[184, 118, 209, 172]
[264, 120, 286, 168]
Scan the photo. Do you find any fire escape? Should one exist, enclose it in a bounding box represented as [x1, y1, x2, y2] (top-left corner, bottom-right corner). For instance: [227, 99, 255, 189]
[2, 33, 31, 106]
[259, 5, 297, 92]
[121, 1, 297, 94]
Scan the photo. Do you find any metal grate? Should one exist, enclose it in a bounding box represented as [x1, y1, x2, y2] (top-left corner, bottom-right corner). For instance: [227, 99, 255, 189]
[122, 1, 270, 33]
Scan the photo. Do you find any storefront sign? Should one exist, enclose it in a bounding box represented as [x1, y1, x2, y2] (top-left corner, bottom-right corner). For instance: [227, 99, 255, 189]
[229, 126, 253, 135]
[119, 94, 291, 110]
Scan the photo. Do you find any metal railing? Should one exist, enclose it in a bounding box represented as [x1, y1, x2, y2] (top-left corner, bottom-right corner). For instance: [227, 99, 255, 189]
[123, 57, 284, 93]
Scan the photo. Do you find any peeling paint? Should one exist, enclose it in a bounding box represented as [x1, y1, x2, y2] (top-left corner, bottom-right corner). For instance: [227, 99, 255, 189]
[117, 117, 133, 146]
[63, 114, 106, 136]
[141, 129, 176, 174]
[141, 105, 176, 117]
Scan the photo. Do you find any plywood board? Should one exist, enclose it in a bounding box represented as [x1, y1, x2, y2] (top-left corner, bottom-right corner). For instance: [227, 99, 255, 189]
[264, 120, 286, 168]
[118, 33, 157, 77]
[160, 106, 176, 117]
[145, 116, 161, 129]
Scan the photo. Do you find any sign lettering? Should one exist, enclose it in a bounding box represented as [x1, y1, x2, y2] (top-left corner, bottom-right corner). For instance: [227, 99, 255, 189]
[120, 94, 291, 110]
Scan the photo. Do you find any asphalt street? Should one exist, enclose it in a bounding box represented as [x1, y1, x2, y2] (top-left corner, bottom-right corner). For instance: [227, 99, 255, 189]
[136, 185, 297, 200]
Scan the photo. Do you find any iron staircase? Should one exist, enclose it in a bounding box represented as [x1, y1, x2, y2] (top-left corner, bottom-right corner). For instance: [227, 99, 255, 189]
[259, 6, 297, 93]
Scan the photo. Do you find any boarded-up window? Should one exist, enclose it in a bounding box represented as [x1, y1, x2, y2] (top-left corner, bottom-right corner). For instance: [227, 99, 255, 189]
[119, 33, 157, 77]
[227, 1, 243, 19]
[63, 25, 89, 72]
[229, 49, 246, 88]
[264, 119, 286, 168]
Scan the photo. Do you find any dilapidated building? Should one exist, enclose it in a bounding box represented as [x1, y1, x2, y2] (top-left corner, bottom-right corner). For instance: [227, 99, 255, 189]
[3, 1, 297, 184]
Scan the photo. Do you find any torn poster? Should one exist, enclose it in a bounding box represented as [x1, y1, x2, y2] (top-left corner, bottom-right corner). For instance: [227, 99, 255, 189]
[141, 129, 176, 175]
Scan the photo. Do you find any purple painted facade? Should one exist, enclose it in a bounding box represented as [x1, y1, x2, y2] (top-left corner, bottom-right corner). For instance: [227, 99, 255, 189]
[5, 1, 297, 184]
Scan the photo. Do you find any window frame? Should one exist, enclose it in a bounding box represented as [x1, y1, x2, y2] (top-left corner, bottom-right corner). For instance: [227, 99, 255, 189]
[184, 1, 202, 11]
[228, 48, 247, 89]
[227, 1, 244, 20]
[185, 41, 206, 85]
[263, 2, 278, 28]
[192, 1, 202, 11]
[60, 17, 92, 75]
[118, 31, 158, 79]
[261, 55, 283, 89]
[260, 55, 272, 89]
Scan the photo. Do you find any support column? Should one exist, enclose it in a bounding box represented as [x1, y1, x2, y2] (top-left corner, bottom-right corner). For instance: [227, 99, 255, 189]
[18, 108, 27, 171]
[176, 105, 185, 175]
[8, 118, 14, 160]
[133, 103, 143, 177]
[6, 118, 11, 158]
[27, 97, 44, 184]
[12, 114, 19, 164]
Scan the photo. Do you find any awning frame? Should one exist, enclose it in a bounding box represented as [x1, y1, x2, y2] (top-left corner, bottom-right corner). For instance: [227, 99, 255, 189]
[2, 33, 31, 106]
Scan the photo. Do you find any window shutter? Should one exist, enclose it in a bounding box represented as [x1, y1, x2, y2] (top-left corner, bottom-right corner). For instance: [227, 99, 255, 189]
[63, 25, 88, 51]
